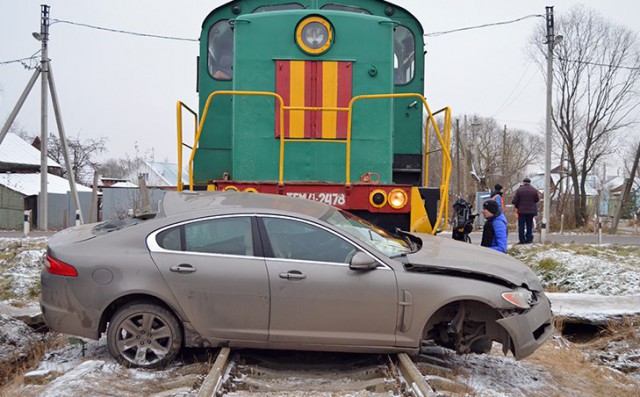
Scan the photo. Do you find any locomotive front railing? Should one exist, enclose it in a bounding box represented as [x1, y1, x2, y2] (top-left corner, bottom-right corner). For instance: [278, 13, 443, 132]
[428, 106, 452, 232]
[175, 101, 198, 192]
[177, 91, 452, 232]
[346, 94, 452, 232]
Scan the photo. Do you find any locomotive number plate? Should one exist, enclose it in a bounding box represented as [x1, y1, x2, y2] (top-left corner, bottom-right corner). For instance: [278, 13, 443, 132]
[286, 192, 346, 206]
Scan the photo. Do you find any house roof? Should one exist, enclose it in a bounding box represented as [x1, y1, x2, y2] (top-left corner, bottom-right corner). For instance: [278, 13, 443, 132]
[610, 177, 640, 193]
[0, 133, 61, 168]
[110, 181, 138, 188]
[97, 176, 130, 187]
[514, 173, 598, 196]
[0, 173, 92, 196]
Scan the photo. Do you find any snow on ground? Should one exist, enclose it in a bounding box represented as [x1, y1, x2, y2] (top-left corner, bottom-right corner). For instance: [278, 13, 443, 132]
[25, 337, 207, 397]
[1, 236, 640, 395]
[445, 347, 553, 396]
[0, 314, 44, 365]
[512, 245, 640, 295]
[0, 238, 47, 299]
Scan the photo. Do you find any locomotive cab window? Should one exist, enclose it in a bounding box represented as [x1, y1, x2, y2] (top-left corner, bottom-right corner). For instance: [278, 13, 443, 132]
[321, 4, 371, 14]
[253, 3, 304, 13]
[208, 20, 234, 81]
[394, 25, 415, 85]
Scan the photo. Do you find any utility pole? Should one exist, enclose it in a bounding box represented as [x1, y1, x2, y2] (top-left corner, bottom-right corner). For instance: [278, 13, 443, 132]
[39, 4, 50, 231]
[0, 4, 84, 229]
[502, 124, 507, 186]
[610, 141, 640, 234]
[456, 119, 461, 195]
[542, 6, 562, 243]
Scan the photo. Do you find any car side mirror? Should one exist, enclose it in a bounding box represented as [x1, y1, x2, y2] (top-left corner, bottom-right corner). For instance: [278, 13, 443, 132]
[349, 252, 378, 271]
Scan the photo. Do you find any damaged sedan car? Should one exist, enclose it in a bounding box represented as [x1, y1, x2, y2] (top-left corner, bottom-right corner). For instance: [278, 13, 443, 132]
[41, 191, 553, 368]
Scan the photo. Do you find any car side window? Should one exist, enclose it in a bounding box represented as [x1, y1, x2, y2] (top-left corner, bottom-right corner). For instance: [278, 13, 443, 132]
[156, 227, 182, 251]
[184, 216, 253, 256]
[262, 217, 356, 263]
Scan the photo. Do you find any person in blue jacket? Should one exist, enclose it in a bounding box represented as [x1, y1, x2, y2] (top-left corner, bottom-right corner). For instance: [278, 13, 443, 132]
[481, 199, 508, 253]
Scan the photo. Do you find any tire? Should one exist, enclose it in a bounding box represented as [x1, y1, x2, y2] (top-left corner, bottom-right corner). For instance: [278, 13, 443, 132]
[107, 302, 182, 368]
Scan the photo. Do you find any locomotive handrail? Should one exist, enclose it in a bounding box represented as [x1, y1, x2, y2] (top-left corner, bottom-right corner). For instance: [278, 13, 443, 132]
[427, 106, 452, 232]
[176, 101, 198, 192]
[181, 91, 451, 234]
[185, 91, 349, 189]
[186, 91, 286, 191]
[347, 94, 452, 234]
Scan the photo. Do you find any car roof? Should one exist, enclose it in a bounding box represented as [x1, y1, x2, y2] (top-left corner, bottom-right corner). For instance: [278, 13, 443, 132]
[158, 190, 334, 219]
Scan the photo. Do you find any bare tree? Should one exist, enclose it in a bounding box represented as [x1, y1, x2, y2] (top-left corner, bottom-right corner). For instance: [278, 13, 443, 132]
[97, 143, 156, 182]
[98, 158, 129, 179]
[455, 116, 541, 195]
[530, 6, 640, 226]
[46, 134, 107, 185]
[3, 119, 29, 139]
[623, 138, 640, 180]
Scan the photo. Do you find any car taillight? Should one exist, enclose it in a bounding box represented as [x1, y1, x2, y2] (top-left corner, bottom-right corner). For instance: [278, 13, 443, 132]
[44, 254, 78, 277]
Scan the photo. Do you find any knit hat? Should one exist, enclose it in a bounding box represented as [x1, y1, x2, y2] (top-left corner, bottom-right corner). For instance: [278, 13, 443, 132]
[523, 177, 531, 183]
[483, 199, 500, 215]
[494, 183, 503, 191]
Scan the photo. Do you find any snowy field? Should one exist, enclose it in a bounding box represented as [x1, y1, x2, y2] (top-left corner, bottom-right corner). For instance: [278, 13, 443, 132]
[1, 236, 640, 396]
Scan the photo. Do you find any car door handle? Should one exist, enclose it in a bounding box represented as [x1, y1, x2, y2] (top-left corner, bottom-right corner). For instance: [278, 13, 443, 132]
[170, 264, 197, 273]
[279, 271, 306, 280]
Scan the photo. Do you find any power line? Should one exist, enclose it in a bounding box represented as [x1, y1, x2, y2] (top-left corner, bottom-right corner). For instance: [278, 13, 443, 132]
[425, 14, 544, 37]
[0, 56, 36, 65]
[51, 18, 199, 42]
[0, 50, 42, 69]
[491, 65, 538, 118]
[557, 57, 640, 71]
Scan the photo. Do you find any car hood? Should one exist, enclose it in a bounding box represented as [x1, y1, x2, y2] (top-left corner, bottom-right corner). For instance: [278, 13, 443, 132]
[402, 234, 542, 291]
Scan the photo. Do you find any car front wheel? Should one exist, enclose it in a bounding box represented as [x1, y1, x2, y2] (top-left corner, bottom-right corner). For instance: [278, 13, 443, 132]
[107, 302, 182, 368]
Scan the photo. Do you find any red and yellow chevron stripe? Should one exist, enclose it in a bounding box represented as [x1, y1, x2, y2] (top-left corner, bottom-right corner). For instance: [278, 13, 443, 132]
[275, 60, 352, 139]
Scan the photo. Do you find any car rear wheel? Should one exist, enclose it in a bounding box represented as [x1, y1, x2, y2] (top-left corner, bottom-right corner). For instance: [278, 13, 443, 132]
[107, 302, 182, 368]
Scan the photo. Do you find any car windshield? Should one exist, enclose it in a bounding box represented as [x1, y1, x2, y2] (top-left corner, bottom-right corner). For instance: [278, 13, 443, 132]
[322, 209, 413, 257]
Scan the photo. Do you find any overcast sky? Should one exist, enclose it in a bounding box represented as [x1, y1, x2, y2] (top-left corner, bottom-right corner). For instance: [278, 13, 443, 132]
[1, 0, 638, 172]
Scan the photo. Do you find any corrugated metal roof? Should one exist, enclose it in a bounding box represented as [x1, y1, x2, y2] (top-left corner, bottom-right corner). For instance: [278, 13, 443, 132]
[0, 173, 92, 196]
[0, 133, 61, 168]
[148, 161, 189, 185]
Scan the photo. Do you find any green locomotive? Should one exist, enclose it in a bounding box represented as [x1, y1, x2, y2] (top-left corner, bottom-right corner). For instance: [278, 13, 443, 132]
[177, 0, 451, 233]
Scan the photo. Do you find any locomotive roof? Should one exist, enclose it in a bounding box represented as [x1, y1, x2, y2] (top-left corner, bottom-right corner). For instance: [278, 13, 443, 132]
[201, 0, 423, 33]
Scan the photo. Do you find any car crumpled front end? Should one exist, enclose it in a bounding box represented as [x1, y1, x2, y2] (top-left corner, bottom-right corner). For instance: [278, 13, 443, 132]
[403, 234, 554, 360]
[495, 287, 554, 359]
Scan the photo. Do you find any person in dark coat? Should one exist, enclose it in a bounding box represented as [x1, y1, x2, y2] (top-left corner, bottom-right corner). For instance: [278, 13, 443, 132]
[490, 183, 505, 213]
[511, 177, 540, 244]
[481, 199, 508, 253]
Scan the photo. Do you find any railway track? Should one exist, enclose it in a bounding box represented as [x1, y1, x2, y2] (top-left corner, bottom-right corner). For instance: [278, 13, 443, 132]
[196, 346, 459, 396]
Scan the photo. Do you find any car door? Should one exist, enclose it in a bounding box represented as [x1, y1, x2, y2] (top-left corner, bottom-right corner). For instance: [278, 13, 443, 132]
[148, 215, 269, 342]
[259, 215, 399, 347]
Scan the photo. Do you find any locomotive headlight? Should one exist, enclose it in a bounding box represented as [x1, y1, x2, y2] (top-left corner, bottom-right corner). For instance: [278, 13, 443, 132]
[388, 189, 408, 209]
[369, 189, 387, 208]
[296, 16, 333, 55]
